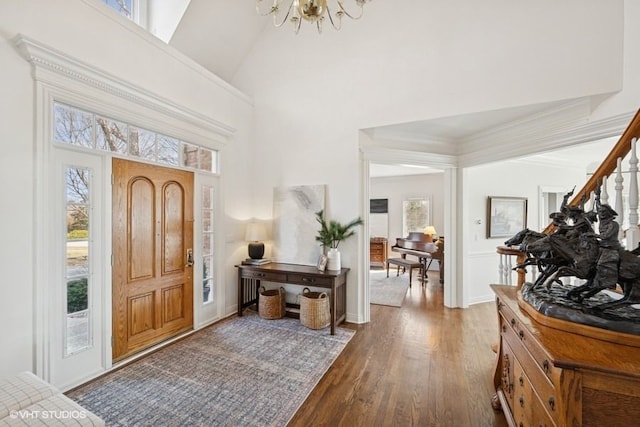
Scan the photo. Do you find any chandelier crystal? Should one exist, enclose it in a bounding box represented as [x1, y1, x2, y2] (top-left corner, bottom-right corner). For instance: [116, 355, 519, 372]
[256, 0, 371, 34]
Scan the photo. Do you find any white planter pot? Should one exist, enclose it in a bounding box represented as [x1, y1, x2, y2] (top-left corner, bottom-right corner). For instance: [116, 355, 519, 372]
[327, 248, 341, 271]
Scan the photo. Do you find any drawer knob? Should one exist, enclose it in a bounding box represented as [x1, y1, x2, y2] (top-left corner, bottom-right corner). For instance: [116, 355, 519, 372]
[502, 325, 507, 333]
[548, 396, 555, 410]
[511, 318, 516, 326]
[543, 359, 550, 373]
[519, 396, 525, 407]
[518, 376, 523, 386]
[518, 330, 525, 339]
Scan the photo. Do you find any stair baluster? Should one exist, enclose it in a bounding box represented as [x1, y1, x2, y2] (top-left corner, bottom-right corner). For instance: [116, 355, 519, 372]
[628, 138, 640, 249]
[614, 156, 624, 241]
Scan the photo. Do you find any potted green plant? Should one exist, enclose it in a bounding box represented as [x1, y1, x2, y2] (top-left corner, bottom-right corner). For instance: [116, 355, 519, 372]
[315, 210, 363, 270]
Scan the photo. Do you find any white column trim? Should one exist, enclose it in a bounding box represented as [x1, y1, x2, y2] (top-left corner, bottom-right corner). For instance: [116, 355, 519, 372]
[359, 158, 371, 324]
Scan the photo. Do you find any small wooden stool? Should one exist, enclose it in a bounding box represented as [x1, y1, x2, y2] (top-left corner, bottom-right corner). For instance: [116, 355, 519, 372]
[386, 258, 422, 287]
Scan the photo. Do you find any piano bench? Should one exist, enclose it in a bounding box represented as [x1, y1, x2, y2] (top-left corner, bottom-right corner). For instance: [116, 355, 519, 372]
[386, 258, 422, 287]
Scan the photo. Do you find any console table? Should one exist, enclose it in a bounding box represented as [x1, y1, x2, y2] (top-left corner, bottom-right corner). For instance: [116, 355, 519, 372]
[236, 263, 349, 335]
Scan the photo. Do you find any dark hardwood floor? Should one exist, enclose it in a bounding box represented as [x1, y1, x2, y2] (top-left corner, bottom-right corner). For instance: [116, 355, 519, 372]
[288, 270, 509, 427]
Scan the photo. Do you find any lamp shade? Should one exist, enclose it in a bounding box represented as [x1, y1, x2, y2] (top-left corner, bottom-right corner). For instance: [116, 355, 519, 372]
[245, 223, 267, 242]
[423, 225, 437, 236]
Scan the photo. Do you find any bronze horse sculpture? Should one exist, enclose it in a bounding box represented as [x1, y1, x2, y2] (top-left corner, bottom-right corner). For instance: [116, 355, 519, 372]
[504, 228, 565, 289]
[526, 232, 599, 294]
[522, 221, 640, 310]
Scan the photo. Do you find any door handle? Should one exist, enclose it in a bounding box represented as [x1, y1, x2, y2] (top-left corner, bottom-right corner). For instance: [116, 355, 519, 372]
[186, 249, 194, 267]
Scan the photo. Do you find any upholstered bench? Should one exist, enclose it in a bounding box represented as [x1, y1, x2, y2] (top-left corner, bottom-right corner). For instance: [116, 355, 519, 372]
[0, 371, 104, 426]
[386, 258, 422, 287]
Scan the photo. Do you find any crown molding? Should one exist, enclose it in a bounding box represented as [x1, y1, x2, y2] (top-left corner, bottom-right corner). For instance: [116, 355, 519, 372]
[13, 34, 237, 139]
[458, 105, 633, 167]
[507, 155, 587, 170]
[360, 145, 457, 169]
[461, 98, 593, 146]
[366, 128, 455, 148]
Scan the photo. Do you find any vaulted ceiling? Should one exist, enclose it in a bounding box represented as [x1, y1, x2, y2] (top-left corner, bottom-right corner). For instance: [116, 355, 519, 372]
[170, 1, 267, 84]
[167, 1, 621, 176]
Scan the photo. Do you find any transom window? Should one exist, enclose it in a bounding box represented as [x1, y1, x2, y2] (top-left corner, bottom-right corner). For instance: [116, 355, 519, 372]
[54, 103, 218, 173]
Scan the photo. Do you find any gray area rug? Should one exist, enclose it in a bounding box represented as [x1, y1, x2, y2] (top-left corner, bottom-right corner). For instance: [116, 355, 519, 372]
[370, 270, 410, 307]
[67, 311, 354, 426]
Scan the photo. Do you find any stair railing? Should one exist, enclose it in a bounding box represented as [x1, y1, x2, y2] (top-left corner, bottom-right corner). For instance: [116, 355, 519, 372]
[497, 108, 640, 289]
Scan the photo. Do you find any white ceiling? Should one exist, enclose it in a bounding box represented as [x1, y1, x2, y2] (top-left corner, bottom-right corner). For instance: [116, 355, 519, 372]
[368, 137, 620, 178]
[167, 2, 619, 178]
[169, 0, 268, 83]
[368, 102, 567, 143]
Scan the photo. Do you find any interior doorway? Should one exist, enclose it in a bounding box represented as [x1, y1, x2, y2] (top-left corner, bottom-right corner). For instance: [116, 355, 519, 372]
[367, 162, 447, 315]
[112, 158, 194, 361]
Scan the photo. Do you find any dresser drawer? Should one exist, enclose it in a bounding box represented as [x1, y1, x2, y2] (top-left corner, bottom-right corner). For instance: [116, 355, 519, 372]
[531, 388, 557, 427]
[502, 316, 558, 423]
[241, 270, 287, 282]
[512, 356, 532, 426]
[287, 274, 332, 287]
[499, 301, 559, 385]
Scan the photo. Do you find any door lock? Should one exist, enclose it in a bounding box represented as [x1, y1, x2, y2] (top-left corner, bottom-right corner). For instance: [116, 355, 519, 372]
[186, 249, 194, 267]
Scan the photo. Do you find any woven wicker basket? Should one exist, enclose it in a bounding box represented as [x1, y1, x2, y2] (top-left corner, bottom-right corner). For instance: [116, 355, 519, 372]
[258, 286, 286, 320]
[300, 287, 330, 330]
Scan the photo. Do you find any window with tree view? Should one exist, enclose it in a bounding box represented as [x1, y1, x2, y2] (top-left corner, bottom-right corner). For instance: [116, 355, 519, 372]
[402, 198, 431, 236]
[53, 103, 217, 173]
[65, 167, 91, 355]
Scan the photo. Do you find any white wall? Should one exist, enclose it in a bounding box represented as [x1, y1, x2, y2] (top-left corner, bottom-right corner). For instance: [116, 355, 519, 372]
[148, 0, 191, 42]
[1, 0, 638, 380]
[0, 0, 253, 380]
[370, 173, 445, 264]
[462, 160, 587, 305]
[232, 0, 626, 316]
[591, 0, 640, 122]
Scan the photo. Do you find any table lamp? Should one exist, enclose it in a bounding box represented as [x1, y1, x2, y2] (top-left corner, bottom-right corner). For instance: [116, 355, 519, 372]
[245, 222, 267, 259]
[423, 225, 437, 243]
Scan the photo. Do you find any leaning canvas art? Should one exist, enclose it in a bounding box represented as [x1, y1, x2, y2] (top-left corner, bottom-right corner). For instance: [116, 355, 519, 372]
[272, 185, 326, 265]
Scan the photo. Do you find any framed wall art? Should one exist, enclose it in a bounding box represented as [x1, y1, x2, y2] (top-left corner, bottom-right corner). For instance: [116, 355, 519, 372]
[272, 184, 325, 265]
[487, 196, 528, 238]
[369, 198, 389, 239]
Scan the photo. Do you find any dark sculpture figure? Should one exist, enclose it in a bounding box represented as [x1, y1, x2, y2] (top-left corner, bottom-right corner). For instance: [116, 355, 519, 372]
[504, 228, 560, 289]
[506, 184, 640, 313]
[593, 204, 621, 290]
[528, 231, 599, 291]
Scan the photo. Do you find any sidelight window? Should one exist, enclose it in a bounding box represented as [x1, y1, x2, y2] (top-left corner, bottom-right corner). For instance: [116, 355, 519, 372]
[65, 166, 92, 356]
[202, 185, 215, 304]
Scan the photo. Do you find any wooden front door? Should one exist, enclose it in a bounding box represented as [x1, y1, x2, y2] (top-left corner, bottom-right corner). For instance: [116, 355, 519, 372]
[112, 158, 194, 361]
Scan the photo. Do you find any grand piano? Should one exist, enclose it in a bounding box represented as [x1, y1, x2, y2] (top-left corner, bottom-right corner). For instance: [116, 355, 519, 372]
[391, 232, 444, 283]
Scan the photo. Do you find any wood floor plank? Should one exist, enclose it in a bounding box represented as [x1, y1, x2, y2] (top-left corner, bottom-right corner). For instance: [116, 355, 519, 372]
[288, 271, 508, 427]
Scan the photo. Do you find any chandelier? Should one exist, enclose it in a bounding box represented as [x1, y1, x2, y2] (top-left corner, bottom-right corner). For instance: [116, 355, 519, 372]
[256, 0, 371, 34]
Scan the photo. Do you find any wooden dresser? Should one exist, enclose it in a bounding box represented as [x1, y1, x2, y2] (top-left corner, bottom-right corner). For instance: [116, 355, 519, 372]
[491, 285, 640, 427]
[370, 237, 388, 268]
